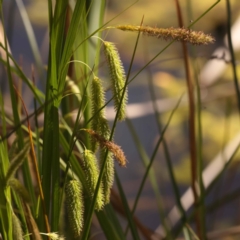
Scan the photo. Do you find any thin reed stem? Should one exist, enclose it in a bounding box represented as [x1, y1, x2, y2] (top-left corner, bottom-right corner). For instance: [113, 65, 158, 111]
[226, 0, 240, 114]
[174, 0, 203, 238]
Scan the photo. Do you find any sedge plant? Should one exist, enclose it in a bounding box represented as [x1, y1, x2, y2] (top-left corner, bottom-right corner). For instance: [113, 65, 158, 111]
[2, 1, 238, 240]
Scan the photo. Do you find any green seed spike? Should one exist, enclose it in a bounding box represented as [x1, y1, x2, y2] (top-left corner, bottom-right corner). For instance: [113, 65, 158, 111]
[83, 149, 104, 210]
[91, 76, 109, 152]
[12, 213, 23, 240]
[65, 180, 84, 238]
[8, 178, 31, 203]
[103, 41, 128, 121]
[100, 149, 114, 204]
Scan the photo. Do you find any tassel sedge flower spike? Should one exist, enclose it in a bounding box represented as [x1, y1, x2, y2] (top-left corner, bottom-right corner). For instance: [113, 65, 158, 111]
[91, 76, 111, 152]
[12, 213, 24, 240]
[8, 178, 31, 203]
[100, 149, 114, 204]
[83, 128, 126, 203]
[91, 77, 105, 134]
[110, 25, 215, 45]
[82, 149, 104, 210]
[65, 180, 84, 238]
[89, 73, 115, 203]
[103, 41, 128, 120]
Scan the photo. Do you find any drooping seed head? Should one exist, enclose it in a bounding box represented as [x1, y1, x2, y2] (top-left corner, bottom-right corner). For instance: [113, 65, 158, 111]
[82, 149, 104, 210]
[12, 213, 23, 240]
[99, 149, 114, 204]
[103, 41, 128, 120]
[91, 76, 110, 152]
[8, 178, 31, 203]
[65, 180, 84, 238]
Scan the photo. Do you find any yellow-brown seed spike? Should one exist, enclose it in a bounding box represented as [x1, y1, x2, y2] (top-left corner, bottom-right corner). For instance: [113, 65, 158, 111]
[82, 149, 104, 210]
[65, 180, 84, 238]
[103, 41, 128, 120]
[104, 141, 127, 167]
[115, 25, 215, 45]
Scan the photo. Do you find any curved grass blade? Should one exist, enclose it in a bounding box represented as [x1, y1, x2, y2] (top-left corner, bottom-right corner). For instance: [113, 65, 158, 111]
[129, 94, 183, 220]
[115, 172, 141, 240]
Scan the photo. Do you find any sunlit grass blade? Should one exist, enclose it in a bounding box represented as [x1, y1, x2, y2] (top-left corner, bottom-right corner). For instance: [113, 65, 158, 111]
[41, 0, 67, 231]
[58, 1, 88, 101]
[72, 2, 92, 150]
[88, 0, 105, 75]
